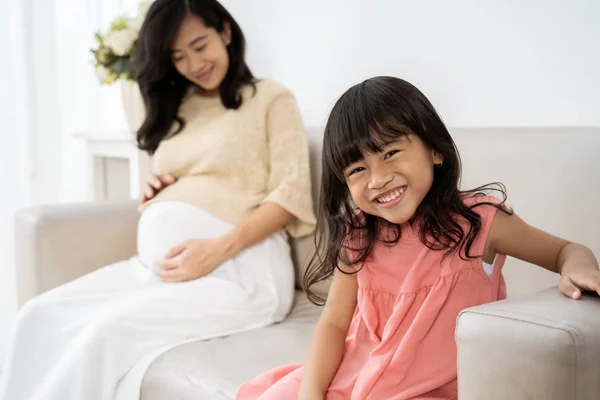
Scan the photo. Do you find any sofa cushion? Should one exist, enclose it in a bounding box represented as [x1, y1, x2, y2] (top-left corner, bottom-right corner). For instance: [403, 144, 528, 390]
[290, 233, 332, 301]
[289, 134, 332, 299]
[141, 291, 322, 400]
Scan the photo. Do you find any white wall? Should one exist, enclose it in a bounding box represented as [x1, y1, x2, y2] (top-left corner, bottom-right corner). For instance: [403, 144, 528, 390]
[0, 0, 34, 366]
[221, 0, 600, 129]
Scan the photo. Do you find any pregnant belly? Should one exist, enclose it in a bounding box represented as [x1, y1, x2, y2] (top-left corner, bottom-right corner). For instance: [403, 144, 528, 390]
[136, 200, 235, 269]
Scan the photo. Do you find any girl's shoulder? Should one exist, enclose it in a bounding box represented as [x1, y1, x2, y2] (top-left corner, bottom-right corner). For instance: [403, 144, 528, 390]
[460, 193, 511, 231]
[460, 193, 510, 249]
[461, 192, 507, 211]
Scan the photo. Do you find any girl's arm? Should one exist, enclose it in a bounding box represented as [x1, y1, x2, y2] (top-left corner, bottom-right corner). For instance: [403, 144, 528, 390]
[487, 211, 600, 298]
[299, 265, 358, 399]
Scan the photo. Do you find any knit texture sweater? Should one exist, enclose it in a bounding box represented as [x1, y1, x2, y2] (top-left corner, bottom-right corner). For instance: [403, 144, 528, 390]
[140, 79, 317, 238]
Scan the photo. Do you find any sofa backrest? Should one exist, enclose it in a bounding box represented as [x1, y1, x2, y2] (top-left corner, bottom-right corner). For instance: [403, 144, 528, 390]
[289, 127, 328, 297]
[289, 127, 600, 300]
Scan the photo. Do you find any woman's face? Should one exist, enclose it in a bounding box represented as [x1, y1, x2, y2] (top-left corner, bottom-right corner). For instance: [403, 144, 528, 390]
[171, 15, 231, 95]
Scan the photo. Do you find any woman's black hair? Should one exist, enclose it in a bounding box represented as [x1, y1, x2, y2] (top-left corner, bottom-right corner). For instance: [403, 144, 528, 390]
[304, 76, 511, 305]
[133, 0, 255, 155]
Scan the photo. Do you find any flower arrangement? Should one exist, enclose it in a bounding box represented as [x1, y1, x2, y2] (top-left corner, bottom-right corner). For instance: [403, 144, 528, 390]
[91, 1, 152, 85]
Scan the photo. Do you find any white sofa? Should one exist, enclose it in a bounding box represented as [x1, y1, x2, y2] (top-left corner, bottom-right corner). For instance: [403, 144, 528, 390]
[14, 127, 600, 399]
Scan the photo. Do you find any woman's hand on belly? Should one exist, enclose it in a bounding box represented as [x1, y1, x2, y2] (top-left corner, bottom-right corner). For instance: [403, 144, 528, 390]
[154, 238, 230, 282]
[139, 173, 177, 204]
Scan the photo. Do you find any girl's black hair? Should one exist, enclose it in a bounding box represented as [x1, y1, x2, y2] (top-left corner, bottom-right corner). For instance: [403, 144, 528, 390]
[133, 0, 255, 155]
[304, 76, 511, 305]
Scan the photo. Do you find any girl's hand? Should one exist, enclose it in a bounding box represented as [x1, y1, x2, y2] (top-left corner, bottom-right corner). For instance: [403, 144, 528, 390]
[155, 238, 232, 282]
[139, 173, 177, 204]
[559, 265, 600, 299]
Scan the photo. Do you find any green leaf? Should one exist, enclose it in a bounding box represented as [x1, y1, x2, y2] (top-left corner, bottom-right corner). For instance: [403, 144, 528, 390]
[111, 57, 131, 76]
[110, 17, 128, 31]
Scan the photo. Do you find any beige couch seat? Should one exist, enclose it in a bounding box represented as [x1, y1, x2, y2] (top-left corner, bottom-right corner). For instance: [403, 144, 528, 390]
[142, 293, 319, 400]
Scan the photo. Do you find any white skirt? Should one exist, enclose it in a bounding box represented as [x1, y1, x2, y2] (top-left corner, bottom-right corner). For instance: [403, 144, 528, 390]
[0, 201, 295, 400]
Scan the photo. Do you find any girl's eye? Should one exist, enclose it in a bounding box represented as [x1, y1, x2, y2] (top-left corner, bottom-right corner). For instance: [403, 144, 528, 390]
[385, 150, 399, 160]
[195, 46, 206, 53]
[172, 55, 184, 62]
[348, 167, 365, 176]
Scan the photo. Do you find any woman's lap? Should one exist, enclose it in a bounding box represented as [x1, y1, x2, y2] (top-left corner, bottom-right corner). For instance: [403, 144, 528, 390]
[1, 202, 295, 400]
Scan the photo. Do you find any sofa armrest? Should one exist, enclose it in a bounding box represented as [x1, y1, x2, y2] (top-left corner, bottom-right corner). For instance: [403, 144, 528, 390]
[456, 287, 600, 400]
[15, 201, 140, 306]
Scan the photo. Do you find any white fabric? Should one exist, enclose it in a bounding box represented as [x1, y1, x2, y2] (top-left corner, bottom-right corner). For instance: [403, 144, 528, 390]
[0, 201, 295, 400]
[482, 256, 496, 277]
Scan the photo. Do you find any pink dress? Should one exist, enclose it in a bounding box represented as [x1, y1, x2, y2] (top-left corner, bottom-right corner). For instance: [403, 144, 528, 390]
[237, 196, 506, 400]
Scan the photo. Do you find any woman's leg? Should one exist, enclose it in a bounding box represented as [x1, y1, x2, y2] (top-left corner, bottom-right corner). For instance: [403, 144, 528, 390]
[0, 202, 294, 400]
[0, 258, 152, 400]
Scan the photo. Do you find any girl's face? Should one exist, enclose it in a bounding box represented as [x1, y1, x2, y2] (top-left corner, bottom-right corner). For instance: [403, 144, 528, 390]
[344, 134, 443, 224]
[171, 15, 231, 96]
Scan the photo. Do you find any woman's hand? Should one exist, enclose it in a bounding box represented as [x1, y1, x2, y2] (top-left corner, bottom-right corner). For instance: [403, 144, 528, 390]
[154, 237, 233, 283]
[139, 173, 177, 204]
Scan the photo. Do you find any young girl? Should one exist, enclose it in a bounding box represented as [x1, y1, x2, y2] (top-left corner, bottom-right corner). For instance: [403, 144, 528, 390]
[237, 76, 600, 400]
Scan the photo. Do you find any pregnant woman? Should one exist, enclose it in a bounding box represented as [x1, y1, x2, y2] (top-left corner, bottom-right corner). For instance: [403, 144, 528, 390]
[0, 0, 316, 399]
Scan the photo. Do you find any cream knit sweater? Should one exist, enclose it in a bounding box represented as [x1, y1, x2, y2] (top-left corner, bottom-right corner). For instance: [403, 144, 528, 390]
[140, 79, 316, 238]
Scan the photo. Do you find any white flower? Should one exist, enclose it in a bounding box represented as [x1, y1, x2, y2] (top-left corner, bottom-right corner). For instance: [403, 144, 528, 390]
[104, 27, 137, 56]
[95, 65, 117, 85]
